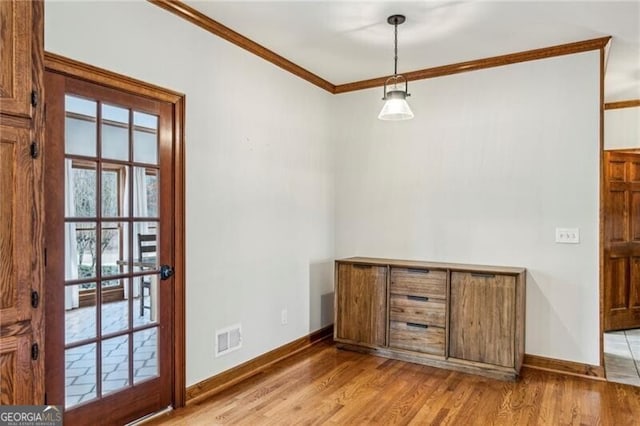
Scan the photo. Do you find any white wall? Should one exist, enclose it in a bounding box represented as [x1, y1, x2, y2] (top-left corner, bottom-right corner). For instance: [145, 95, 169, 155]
[46, 1, 603, 380]
[46, 1, 335, 386]
[605, 107, 640, 150]
[333, 51, 601, 365]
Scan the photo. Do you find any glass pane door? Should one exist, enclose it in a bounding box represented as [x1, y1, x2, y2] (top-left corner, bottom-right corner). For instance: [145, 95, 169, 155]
[63, 94, 162, 408]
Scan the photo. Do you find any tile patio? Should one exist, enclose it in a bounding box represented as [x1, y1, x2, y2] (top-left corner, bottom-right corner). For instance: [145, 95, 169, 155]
[604, 328, 640, 387]
[64, 296, 159, 408]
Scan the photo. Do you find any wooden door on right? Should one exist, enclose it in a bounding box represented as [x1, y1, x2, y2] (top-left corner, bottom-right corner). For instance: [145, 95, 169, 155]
[604, 151, 640, 331]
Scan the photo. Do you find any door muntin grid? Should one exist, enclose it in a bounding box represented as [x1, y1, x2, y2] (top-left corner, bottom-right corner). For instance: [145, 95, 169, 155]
[63, 94, 161, 408]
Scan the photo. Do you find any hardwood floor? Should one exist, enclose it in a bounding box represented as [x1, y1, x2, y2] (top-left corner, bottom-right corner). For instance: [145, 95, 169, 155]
[147, 340, 640, 425]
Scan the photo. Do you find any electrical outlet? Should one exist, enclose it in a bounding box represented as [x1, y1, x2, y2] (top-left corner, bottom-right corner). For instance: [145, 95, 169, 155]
[281, 309, 288, 325]
[555, 227, 580, 244]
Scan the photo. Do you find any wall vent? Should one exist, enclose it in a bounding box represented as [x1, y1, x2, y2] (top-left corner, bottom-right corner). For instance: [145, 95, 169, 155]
[215, 323, 242, 357]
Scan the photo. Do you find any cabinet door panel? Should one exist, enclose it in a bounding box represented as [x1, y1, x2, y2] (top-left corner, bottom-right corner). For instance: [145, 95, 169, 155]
[336, 264, 387, 346]
[449, 272, 515, 367]
[0, 0, 32, 118]
[0, 333, 33, 404]
[0, 125, 33, 327]
[0, 122, 37, 404]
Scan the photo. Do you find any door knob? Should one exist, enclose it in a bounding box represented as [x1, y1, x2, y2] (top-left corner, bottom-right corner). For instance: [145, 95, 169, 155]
[160, 264, 174, 281]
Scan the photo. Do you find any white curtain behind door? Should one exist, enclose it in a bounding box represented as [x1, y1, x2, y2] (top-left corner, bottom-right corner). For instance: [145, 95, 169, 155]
[124, 167, 149, 299]
[65, 159, 79, 310]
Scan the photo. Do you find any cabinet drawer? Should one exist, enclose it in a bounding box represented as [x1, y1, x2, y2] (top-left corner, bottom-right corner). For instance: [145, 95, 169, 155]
[390, 268, 446, 299]
[389, 294, 445, 327]
[389, 321, 445, 355]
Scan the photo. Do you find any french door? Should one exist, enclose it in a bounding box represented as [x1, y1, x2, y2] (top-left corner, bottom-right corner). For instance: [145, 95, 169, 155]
[44, 70, 176, 424]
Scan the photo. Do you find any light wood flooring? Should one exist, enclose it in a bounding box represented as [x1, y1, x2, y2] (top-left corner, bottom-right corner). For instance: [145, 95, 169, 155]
[148, 340, 640, 425]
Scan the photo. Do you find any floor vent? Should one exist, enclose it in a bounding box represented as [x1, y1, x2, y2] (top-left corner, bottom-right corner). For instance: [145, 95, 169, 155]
[216, 324, 242, 357]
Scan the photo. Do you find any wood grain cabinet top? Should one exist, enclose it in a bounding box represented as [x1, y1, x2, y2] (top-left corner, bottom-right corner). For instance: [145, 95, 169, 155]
[338, 257, 525, 274]
[335, 257, 526, 381]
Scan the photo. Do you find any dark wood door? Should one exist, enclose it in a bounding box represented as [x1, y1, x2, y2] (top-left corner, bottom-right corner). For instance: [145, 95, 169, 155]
[604, 151, 640, 331]
[44, 71, 175, 424]
[335, 263, 387, 347]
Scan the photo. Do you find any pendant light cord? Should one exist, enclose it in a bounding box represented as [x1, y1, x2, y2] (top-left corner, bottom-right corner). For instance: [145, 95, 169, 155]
[393, 21, 398, 76]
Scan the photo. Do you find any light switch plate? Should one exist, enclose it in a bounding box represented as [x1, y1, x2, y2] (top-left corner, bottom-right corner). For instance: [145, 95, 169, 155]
[555, 227, 580, 244]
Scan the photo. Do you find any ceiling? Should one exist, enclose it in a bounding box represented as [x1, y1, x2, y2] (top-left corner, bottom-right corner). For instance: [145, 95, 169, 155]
[184, 1, 640, 101]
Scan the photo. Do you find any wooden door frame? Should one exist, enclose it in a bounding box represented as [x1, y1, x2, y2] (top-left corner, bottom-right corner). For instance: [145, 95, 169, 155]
[43, 52, 187, 408]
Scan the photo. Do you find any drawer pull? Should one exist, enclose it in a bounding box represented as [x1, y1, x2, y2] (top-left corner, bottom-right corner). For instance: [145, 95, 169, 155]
[408, 268, 429, 274]
[353, 264, 372, 269]
[407, 295, 429, 302]
[407, 322, 428, 329]
[471, 273, 495, 278]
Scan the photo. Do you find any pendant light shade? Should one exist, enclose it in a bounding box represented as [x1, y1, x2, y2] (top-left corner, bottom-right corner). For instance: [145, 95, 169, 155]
[378, 77, 414, 121]
[378, 93, 414, 120]
[379, 15, 413, 121]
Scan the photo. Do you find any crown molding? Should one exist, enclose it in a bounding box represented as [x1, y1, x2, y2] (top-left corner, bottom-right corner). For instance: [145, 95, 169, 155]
[334, 37, 611, 94]
[604, 99, 640, 110]
[148, 1, 610, 96]
[148, 0, 335, 93]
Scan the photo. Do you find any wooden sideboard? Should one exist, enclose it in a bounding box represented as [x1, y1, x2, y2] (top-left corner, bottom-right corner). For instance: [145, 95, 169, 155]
[334, 257, 526, 381]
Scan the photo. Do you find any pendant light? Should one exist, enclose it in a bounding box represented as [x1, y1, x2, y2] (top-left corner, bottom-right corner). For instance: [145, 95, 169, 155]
[378, 14, 414, 121]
